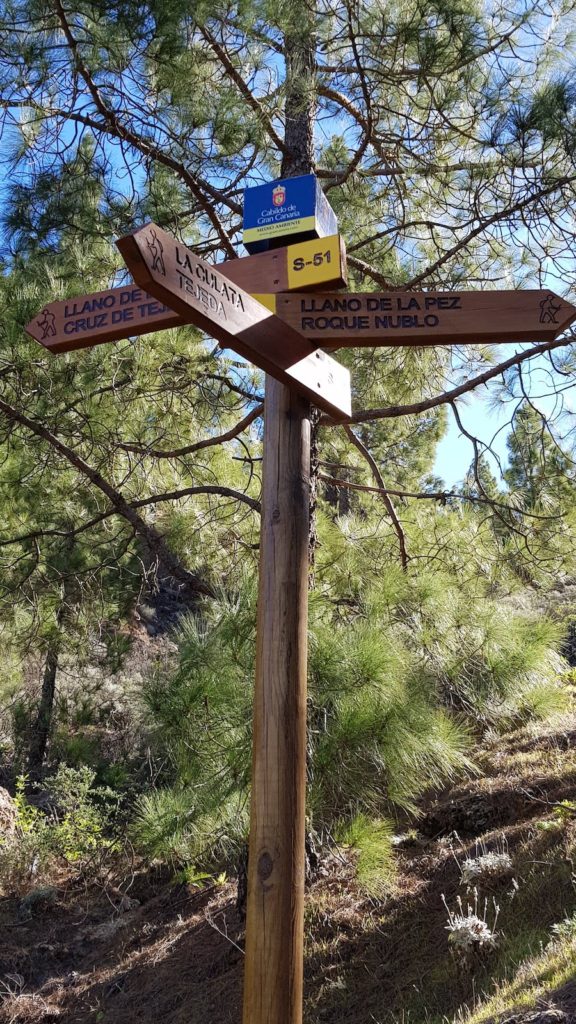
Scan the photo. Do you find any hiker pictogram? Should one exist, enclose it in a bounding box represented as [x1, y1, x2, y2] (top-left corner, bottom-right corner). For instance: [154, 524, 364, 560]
[36, 309, 56, 339]
[146, 228, 166, 276]
[540, 292, 562, 324]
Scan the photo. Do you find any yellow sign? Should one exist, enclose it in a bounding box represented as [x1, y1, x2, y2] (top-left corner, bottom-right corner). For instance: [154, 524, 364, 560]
[243, 215, 317, 247]
[251, 236, 346, 307]
[286, 235, 344, 290]
[251, 294, 277, 313]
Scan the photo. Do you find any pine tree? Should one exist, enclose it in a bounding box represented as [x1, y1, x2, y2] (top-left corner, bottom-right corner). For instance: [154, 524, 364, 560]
[0, 0, 575, 823]
[506, 402, 576, 509]
[1, 0, 575, 577]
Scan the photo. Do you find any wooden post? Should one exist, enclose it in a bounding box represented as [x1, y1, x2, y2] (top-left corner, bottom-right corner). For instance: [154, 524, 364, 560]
[242, 375, 310, 1024]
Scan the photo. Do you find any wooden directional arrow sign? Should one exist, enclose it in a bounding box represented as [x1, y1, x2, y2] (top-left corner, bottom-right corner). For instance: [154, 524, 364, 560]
[25, 235, 346, 355]
[25, 285, 182, 354]
[265, 289, 576, 347]
[115, 223, 351, 419]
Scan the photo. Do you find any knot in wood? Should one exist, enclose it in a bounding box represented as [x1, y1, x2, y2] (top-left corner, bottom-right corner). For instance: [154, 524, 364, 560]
[257, 851, 274, 881]
[272, 507, 281, 523]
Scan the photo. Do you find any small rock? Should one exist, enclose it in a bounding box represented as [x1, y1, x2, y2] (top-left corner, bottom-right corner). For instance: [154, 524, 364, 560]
[504, 1009, 567, 1024]
[117, 895, 140, 913]
[0, 786, 17, 835]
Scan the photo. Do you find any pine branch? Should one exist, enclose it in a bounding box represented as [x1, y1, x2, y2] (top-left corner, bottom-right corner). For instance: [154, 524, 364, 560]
[319, 475, 558, 521]
[405, 175, 576, 288]
[0, 485, 261, 551]
[51, 0, 238, 254]
[346, 254, 396, 289]
[326, 337, 574, 426]
[0, 396, 215, 596]
[199, 26, 288, 156]
[343, 424, 408, 570]
[132, 486, 261, 514]
[116, 404, 263, 459]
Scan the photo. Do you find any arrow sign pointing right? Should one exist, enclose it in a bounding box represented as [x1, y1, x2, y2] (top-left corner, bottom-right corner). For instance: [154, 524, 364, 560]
[267, 289, 576, 347]
[115, 223, 351, 419]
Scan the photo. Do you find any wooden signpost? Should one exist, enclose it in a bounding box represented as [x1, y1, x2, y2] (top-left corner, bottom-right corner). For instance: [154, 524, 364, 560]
[25, 235, 347, 354]
[27, 180, 576, 1024]
[115, 223, 351, 419]
[253, 289, 576, 347]
[25, 284, 182, 353]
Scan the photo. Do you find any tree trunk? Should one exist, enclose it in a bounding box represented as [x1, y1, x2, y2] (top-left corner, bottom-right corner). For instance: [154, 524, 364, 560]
[28, 641, 60, 783]
[280, 3, 318, 576]
[282, 10, 316, 178]
[28, 587, 69, 783]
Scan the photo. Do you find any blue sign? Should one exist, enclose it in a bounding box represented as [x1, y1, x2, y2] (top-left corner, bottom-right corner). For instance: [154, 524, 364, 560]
[243, 174, 338, 254]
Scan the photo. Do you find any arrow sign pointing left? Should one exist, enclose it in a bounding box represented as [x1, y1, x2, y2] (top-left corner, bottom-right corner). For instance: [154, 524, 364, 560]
[25, 285, 183, 354]
[25, 236, 348, 355]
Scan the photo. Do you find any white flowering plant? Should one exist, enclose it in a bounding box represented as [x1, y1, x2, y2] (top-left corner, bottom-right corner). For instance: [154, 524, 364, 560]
[461, 850, 514, 886]
[442, 891, 500, 958]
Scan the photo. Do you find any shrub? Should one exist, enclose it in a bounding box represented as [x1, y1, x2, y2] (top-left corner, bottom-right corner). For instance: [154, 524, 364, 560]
[460, 840, 515, 887]
[0, 767, 119, 894]
[130, 787, 248, 868]
[45, 764, 120, 863]
[133, 557, 567, 869]
[461, 851, 514, 886]
[550, 912, 576, 942]
[443, 892, 500, 959]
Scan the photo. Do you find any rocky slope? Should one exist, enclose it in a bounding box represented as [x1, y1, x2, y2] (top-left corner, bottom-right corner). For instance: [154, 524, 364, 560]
[2, 711, 576, 1023]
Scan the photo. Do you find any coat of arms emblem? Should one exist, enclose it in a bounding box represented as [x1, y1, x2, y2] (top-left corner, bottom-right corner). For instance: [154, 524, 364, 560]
[272, 185, 286, 207]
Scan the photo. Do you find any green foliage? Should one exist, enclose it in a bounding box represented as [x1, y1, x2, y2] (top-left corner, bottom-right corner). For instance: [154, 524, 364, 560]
[130, 787, 248, 867]
[553, 800, 576, 823]
[12, 775, 38, 835]
[44, 765, 120, 862]
[308, 597, 474, 815]
[505, 403, 576, 509]
[172, 864, 228, 887]
[0, 0, 574, 899]
[335, 814, 395, 898]
[514, 681, 571, 722]
[130, 787, 195, 864]
[173, 865, 213, 887]
[0, 768, 119, 895]
[132, 558, 566, 868]
[550, 911, 576, 941]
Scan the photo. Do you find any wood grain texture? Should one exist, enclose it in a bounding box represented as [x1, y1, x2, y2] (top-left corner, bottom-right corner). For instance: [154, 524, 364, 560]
[116, 223, 351, 418]
[24, 285, 182, 353]
[242, 376, 310, 1024]
[26, 237, 345, 355]
[273, 289, 576, 346]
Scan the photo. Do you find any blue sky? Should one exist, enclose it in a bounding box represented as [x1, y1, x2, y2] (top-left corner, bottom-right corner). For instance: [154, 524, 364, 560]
[435, 397, 509, 486]
[434, 341, 576, 487]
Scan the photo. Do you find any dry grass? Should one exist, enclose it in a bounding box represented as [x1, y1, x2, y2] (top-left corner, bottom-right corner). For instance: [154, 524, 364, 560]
[463, 937, 576, 1024]
[3, 709, 576, 1024]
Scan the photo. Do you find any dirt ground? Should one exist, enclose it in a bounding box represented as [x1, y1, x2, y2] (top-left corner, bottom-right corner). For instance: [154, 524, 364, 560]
[3, 714, 576, 1024]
